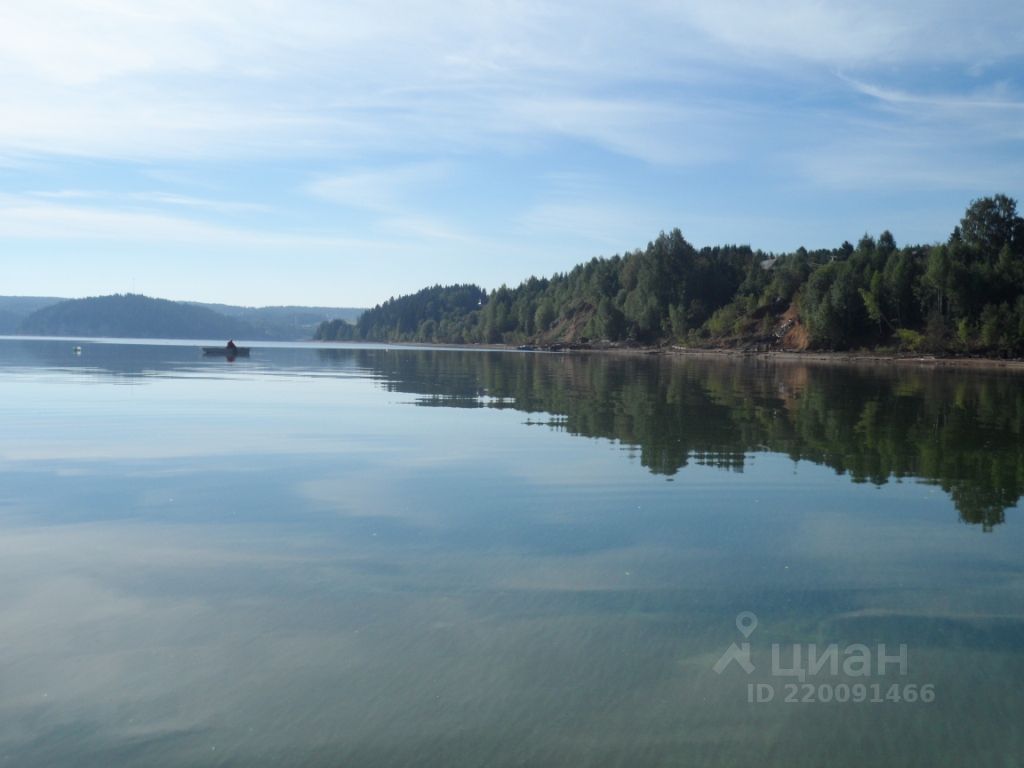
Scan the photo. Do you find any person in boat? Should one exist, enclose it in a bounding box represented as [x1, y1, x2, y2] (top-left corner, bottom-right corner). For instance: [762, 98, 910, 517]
[226, 339, 237, 350]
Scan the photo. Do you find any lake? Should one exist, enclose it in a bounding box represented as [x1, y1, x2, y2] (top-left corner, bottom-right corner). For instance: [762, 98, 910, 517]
[0, 337, 1021, 767]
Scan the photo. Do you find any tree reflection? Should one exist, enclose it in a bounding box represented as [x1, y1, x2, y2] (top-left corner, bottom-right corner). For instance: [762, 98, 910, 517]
[337, 349, 1022, 531]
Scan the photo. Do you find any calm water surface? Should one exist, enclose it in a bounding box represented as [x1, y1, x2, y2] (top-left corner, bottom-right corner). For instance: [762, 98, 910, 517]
[0, 338, 1021, 767]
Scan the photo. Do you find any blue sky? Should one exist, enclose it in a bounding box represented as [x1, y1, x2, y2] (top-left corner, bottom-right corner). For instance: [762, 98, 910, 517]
[1, 1, 1022, 307]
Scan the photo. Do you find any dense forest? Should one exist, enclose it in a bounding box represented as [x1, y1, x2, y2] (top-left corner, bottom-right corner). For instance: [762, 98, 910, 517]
[316, 195, 1024, 356]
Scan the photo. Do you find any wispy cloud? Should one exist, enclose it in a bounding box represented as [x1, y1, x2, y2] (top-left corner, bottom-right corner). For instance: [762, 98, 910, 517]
[501, 97, 735, 166]
[795, 73, 1024, 191]
[307, 164, 449, 213]
[0, 0, 1018, 199]
[798, 141, 1024, 192]
[518, 201, 667, 251]
[28, 189, 270, 214]
[668, 0, 1024, 67]
[0, 1, 1014, 163]
[306, 163, 478, 244]
[844, 77, 1024, 113]
[0, 194, 362, 249]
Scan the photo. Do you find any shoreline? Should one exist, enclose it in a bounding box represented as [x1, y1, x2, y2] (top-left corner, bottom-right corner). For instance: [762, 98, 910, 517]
[657, 346, 1024, 371]
[315, 338, 1024, 371]
[7, 334, 1020, 371]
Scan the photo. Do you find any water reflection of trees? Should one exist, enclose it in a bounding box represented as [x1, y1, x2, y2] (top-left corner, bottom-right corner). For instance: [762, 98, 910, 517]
[341, 349, 1022, 531]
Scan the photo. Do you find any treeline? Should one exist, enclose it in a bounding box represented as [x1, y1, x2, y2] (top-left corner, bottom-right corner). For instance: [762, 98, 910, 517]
[316, 195, 1024, 355]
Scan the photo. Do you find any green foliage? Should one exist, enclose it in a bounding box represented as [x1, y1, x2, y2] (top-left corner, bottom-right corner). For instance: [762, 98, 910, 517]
[705, 302, 740, 337]
[956, 317, 974, 350]
[958, 194, 1023, 259]
[859, 272, 885, 330]
[924, 308, 948, 352]
[800, 261, 867, 348]
[534, 300, 555, 334]
[590, 297, 626, 340]
[895, 328, 923, 351]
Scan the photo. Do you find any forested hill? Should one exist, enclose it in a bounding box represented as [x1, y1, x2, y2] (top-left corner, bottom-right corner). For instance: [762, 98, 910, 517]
[18, 294, 266, 340]
[316, 195, 1024, 356]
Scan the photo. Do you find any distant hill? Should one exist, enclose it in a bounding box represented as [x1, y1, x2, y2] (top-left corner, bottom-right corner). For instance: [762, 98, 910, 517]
[3, 295, 364, 340]
[0, 309, 21, 334]
[0, 296, 64, 332]
[189, 303, 363, 340]
[18, 294, 266, 340]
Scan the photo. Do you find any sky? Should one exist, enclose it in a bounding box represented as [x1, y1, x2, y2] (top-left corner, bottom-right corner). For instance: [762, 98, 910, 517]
[1, 1, 1022, 308]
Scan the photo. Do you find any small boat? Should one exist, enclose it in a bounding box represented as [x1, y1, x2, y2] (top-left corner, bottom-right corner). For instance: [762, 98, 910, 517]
[202, 345, 250, 357]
